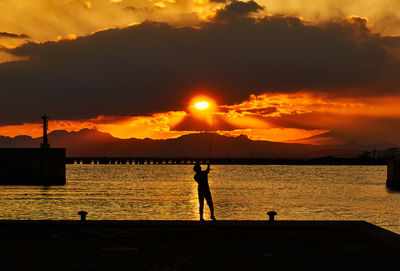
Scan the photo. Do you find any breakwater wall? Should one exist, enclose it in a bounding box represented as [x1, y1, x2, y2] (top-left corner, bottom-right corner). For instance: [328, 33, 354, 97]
[387, 148, 400, 189]
[66, 156, 386, 165]
[0, 148, 66, 185]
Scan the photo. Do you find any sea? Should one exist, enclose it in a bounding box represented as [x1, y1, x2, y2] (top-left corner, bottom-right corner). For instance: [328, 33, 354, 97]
[1, 164, 400, 234]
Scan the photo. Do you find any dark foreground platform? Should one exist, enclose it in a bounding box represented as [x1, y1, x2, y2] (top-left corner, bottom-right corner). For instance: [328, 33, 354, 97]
[0, 220, 399, 270]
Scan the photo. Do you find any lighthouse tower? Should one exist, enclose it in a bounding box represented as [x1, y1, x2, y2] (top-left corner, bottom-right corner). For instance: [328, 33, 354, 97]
[40, 114, 50, 149]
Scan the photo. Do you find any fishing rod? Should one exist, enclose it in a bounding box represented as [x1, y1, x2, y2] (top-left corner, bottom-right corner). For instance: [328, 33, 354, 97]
[208, 112, 216, 159]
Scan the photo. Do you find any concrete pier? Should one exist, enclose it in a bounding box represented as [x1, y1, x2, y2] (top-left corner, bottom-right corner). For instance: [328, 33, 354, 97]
[0, 115, 66, 185]
[0, 148, 66, 185]
[0, 220, 399, 270]
[66, 156, 387, 165]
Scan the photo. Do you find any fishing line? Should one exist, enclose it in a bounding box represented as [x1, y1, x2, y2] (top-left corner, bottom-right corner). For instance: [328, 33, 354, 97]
[208, 112, 216, 158]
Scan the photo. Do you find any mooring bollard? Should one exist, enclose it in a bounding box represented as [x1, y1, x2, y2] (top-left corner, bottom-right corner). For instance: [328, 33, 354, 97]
[78, 211, 88, 221]
[267, 211, 277, 222]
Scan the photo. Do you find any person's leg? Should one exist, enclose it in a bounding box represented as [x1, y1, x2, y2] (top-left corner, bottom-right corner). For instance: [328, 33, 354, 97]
[204, 190, 216, 221]
[198, 190, 205, 221]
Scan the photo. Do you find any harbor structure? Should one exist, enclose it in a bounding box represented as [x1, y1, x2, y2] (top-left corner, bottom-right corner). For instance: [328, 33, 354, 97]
[40, 114, 50, 149]
[386, 148, 400, 189]
[0, 115, 66, 185]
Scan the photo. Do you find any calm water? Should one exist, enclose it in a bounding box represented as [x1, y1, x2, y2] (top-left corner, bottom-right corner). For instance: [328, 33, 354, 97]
[1, 165, 400, 233]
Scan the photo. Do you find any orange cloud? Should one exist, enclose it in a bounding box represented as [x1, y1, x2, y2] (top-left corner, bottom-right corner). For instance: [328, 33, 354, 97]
[2, 92, 400, 144]
[0, 112, 187, 139]
[221, 92, 400, 119]
[95, 112, 187, 139]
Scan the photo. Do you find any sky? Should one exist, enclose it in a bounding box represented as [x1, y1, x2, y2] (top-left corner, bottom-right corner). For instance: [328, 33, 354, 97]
[1, 0, 400, 145]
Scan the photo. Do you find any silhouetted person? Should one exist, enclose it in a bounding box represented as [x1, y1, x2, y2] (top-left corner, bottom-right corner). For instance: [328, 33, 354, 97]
[193, 163, 216, 222]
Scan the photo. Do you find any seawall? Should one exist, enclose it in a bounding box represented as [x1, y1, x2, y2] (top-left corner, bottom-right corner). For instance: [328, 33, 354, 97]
[0, 148, 66, 185]
[0, 220, 399, 270]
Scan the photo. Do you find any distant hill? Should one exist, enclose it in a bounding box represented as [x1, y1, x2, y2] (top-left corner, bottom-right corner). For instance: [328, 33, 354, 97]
[0, 129, 395, 158]
[0, 135, 38, 148]
[285, 131, 348, 145]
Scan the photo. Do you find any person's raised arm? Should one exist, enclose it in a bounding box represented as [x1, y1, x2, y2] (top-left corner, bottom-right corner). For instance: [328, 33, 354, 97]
[205, 162, 210, 174]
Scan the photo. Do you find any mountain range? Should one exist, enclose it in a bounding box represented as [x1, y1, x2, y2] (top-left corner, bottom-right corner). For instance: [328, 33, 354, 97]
[0, 129, 395, 158]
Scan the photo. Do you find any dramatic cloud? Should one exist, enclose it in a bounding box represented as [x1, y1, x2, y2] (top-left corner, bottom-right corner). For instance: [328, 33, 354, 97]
[0, 32, 29, 39]
[1, 2, 399, 125]
[216, 93, 400, 144]
[0, 1, 400, 145]
[0, 0, 204, 45]
[0, 112, 187, 139]
[1, 0, 400, 49]
[213, 0, 263, 21]
[261, 0, 400, 36]
[4, 91, 400, 144]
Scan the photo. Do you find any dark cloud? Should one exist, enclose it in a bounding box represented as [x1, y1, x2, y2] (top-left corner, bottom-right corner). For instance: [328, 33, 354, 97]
[0, 32, 29, 39]
[0, 1, 399, 124]
[218, 106, 277, 115]
[123, 6, 154, 13]
[225, 0, 263, 14]
[209, 0, 229, 3]
[237, 107, 277, 115]
[213, 0, 264, 22]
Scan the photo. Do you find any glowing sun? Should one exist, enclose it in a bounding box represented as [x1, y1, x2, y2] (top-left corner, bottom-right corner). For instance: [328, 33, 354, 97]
[194, 101, 210, 110]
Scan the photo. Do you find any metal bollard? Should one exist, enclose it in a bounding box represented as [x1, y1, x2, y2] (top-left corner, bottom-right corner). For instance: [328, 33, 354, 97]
[267, 211, 277, 222]
[78, 211, 88, 221]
